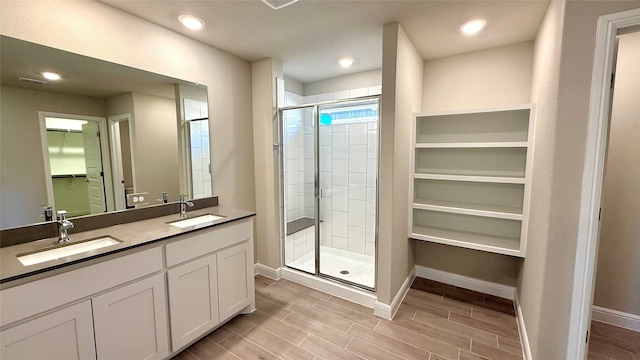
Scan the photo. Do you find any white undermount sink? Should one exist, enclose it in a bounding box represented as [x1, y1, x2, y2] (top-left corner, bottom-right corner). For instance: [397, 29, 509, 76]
[17, 236, 122, 266]
[168, 214, 225, 229]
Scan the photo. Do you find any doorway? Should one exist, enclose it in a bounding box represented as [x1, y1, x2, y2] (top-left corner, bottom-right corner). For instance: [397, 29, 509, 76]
[39, 112, 115, 217]
[280, 97, 379, 290]
[109, 114, 135, 210]
[571, 8, 640, 359]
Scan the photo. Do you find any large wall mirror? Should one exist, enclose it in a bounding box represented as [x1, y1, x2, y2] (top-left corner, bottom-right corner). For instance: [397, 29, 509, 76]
[0, 35, 211, 229]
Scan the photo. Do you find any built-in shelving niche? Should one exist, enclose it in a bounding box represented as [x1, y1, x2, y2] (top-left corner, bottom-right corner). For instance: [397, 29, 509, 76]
[409, 105, 535, 257]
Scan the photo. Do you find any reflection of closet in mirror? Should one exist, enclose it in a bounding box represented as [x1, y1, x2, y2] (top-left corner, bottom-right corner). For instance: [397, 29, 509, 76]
[108, 114, 136, 210]
[183, 98, 211, 199]
[41, 115, 113, 217]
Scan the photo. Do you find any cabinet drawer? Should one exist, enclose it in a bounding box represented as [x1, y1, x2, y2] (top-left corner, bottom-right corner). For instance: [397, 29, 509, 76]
[0, 246, 163, 327]
[165, 219, 252, 267]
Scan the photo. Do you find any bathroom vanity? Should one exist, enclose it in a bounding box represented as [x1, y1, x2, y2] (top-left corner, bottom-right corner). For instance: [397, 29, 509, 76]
[0, 206, 255, 360]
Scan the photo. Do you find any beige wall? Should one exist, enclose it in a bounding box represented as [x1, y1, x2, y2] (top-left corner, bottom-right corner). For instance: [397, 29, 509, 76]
[252, 58, 283, 268]
[0, 1, 255, 215]
[377, 23, 421, 304]
[0, 86, 106, 228]
[304, 70, 382, 96]
[416, 42, 534, 286]
[131, 93, 180, 203]
[422, 42, 533, 112]
[519, 1, 640, 358]
[593, 31, 640, 317]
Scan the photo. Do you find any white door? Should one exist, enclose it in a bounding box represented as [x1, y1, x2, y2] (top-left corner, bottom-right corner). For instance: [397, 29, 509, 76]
[167, 253, 220, 350]
[0, 301, 96, 360]
[92, 274, 169, 360]
[82, 122, 106, 214]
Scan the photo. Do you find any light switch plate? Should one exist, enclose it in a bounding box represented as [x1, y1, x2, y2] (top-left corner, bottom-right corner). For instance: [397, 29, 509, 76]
[126, 192, 149, 207]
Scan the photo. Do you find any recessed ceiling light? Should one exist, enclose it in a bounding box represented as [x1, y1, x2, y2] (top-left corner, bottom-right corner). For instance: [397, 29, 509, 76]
[338, 58, 354, 68]
[460, 19, 487, 35]
[42, 72, 61, 81]
[178, 15, 205, 30]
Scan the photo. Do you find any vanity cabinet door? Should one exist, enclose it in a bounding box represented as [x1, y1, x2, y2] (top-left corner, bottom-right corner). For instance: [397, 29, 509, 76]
[217, 240, 254, 321]
[167, 253, 219, 351]
[0, 300, 96, 360]
[92, 273, 169, 360]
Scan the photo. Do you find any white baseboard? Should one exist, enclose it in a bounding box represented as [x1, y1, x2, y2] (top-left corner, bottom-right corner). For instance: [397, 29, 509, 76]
[415, 265, 515, 300]
[374, 267, 415, 320]
[280, 267, 376, 309]
[254, 263, 282, 280]
[514, 292, 532, 360]
[592, 306, 640, 332]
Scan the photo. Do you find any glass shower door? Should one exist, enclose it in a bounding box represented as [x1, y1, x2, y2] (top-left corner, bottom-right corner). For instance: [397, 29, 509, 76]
[317, 100, 378, 289]
[282, 98, 378, 290]
[283, 106, 317, 274]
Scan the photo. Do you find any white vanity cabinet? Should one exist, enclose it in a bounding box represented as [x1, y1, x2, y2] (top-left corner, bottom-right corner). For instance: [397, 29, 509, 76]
[165, 218, 254, 351]
[167, 253, 219, 350]
[0, 301, 96, 360]
[0, 215, 255, 360]
[92, 274, 169, 360]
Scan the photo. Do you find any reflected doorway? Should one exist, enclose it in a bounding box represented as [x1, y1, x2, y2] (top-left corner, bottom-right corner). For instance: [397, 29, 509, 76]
[40, 113, 115, 217]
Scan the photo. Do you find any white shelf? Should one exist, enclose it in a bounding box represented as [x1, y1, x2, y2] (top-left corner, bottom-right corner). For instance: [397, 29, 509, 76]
[409, 105, 535, 257]
[415, 142, 528, 149]
[414, 174, 526, 184]
[412, 202, 523, 220]
[411, 226, 522, 257]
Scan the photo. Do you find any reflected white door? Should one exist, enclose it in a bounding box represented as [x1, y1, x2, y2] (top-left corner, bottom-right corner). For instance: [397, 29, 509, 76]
[82, 122, 106, 214]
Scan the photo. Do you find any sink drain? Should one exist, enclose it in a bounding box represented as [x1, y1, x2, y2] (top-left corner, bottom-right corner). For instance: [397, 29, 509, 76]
[340, 270, 350, 275]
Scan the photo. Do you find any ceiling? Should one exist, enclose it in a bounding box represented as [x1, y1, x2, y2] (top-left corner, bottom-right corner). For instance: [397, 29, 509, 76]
[1, 36, 201, 100]
[102, 0, 549, 84]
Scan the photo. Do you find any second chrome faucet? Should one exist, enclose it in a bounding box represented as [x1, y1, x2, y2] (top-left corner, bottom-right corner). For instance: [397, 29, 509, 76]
[179, 195, 194, 218]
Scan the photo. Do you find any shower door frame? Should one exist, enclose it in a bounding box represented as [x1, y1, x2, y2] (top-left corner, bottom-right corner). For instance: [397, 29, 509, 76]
[278, 95, 381, 292]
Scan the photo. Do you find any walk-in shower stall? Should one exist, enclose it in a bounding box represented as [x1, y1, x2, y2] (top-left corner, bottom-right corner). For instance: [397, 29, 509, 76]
[279, 96, 379, 290]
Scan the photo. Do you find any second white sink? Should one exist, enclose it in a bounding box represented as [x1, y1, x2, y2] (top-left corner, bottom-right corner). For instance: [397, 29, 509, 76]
[168, 214, 225, 229]
[17, 236, 122, 266]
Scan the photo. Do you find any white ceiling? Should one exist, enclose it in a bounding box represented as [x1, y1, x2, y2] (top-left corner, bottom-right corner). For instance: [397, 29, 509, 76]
[102, 0, 549, 84]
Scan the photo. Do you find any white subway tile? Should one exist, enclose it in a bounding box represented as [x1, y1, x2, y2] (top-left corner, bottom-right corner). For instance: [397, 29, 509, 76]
[368, 85, 382, 95]
[203, 181, 212, 197]
[303, 95, 317, 104]
[349, 87, 368, 98]
[285, 237, 294, 264]
[304, 206, 314, 218]
[366, 215, 376, 243]
[367, 158, 377, 187]
[332, 159, 348, 185]
[332, 132, 348, 159]
[316, 92, 332, 102]
[294, 243, 307, 259]
[348, 200, 366, 227]
[287, 184, 298, 210]
[295, 231, 306, 246]
[319, 125, 332, 145]
[192, 171, 204, 194]
[332, 124, 349, 132]
[332, 90, 349, 100]
[191, 148, 203, 170]
[332, 185, 348, 212]
[304, 159, 314, 183]
[298, 174, 305, 195]
[304, 134, 314, 158]
[286, 136, 298, 159]
[320, 171, 332, 195]
[367, 188, 377, 215]
[367, 130, 378, 158]
[365, 242, 375, 257]
[348, 145, 367, 173]
[287, 159, 298, 185]
[331, 236, 348, 250]
[349, 123, 368, 145]
[332, 211, 348, 238]
[304, 184, 314, 208]
[320, 222, 332, 246]
[348, 173, 366, 201]
[347, 226, 366, 254]
[320, 197, 332, 222]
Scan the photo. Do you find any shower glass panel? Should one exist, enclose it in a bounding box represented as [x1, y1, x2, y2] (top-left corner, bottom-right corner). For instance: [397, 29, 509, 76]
[282, 97, 378, 290]
[283, 106, 316, 274]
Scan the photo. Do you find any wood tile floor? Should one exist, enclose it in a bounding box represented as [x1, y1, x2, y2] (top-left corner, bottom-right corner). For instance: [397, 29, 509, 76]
[588, 321, 640, 360]
[173, 275, 524, 360]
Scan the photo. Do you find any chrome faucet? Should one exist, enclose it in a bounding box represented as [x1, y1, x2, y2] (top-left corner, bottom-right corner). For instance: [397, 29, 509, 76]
[157, 191, 168, 204]
[56, 210, 74, 244]
[179, 195, 194, 218]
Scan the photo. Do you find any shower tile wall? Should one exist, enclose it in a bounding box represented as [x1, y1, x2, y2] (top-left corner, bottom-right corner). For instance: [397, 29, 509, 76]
[190, 120, 212, 199]
[284, 86, 379, 265]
